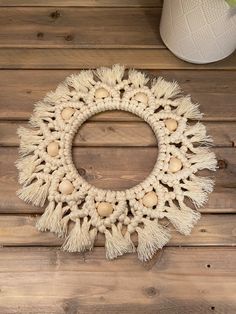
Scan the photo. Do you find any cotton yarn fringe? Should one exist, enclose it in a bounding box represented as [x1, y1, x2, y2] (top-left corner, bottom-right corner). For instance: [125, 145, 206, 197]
[16, 65, 217, 262]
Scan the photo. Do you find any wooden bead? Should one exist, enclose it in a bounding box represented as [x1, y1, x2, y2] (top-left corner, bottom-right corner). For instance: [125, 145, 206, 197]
[95, 88, 109, 99]
[97, 202, 113, 217]
[168, 157, 182, 173]
[142, 191, 158, 208]
[61, 107, 75, 121]
[134, 92, 148, 104]
[47, 142, 59, 157]
[58, 180, 74, 195]
[165, 119, 178, 132]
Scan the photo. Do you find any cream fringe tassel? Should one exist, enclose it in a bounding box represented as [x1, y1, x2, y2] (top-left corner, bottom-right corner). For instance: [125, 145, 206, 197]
[17, 178, 50, 207]
[95, 64, 125, 86]
[175, 97, 203, 120]
[66, 70, 95, 93]
[189, 151, 217, 171]
[181, 175, 215, 208]
[185, 122, 213, 146]
[36, 201, 55, 231]
[151, 77, 181, 99]
[105, 224, 135, 260]
[36, 201, 71, 237]
[45, 83, 72, 103]
[128, 68, 149, 88]
[15, 154, 43, 185]
[165, 206, 201, 236]
[17, 126, 42, 157]
[62, 218, 97, 253]
[33, 101, 55, 118]
[136, 219, 171, 262]
[189, 175, 215, 193]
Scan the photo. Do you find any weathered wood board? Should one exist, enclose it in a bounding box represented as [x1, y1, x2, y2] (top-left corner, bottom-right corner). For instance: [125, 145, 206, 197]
[0, 48, 236, 70]
[1, 121, 236, 147]
[1, 70, 236, 120]
[0, 1, 235, 313]
[0, 8, 163, 48]
[0, 214, 235, 247]
[0, 247, 235, 314]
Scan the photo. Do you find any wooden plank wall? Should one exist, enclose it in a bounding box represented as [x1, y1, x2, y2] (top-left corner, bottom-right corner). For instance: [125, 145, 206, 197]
[0, 0, 235, 313]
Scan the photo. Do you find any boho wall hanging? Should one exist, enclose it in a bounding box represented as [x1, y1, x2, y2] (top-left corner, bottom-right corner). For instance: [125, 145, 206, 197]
[16, 65, 217, 262]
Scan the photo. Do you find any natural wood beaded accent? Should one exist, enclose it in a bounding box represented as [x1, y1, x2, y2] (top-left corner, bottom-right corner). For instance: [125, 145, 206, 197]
[97, 202, 114, 217]
[134, 92, 149, 104]
[165, 118, 178, 132]
[168, 157, 182, 173]
[58, 180, 74, 195]
[142, 191, 158, 208]
[95, 87, 110, 99]
[47, 141, 59, 157]
[61, 107, 75, 121]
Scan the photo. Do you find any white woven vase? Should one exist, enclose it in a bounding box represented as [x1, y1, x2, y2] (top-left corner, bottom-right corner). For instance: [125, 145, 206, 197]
[160, 0, 236, 64]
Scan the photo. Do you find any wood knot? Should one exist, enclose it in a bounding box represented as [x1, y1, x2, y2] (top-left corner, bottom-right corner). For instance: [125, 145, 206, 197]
[62, 298, 80, 313]
[217, 159, 227, 169]
[78, 168, 86, 176]
[65, 34, 74, 41]
[37, 32, 44, 39]
[50, 10, 61, 19]
[145, 287, 157, 297]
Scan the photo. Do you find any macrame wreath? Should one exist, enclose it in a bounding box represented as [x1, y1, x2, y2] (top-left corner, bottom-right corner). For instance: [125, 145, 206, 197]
[16, 65, 217, 262]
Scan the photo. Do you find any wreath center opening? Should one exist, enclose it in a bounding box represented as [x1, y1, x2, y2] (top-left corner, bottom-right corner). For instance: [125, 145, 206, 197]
[72, 111, 159, 190]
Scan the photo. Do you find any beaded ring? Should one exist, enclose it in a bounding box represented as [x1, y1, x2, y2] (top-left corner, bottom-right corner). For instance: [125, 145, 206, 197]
[16, 65, 217, 262]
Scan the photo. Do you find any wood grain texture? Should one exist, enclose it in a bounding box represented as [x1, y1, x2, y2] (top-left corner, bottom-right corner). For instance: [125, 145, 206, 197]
[0, 0, 163, 7]
[0, 147, 235, 213]
[1, 121, 236, 147]
[0, 247, 235, 314]
[0, 1, 235, 312]
[1, 146, 234, 189]
[0, 49, 235, 70]
[1, 188, 236, 214]
[1, 70, 236, 121]
[0, 8, 162, 48]
[0, 214, 235, 247]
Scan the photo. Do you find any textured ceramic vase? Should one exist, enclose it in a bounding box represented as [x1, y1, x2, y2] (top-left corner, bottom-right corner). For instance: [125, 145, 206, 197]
[160, 0, 236, 64]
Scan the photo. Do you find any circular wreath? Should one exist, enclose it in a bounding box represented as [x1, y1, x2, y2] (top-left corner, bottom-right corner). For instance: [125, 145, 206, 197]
[16, 65, 217, 262]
